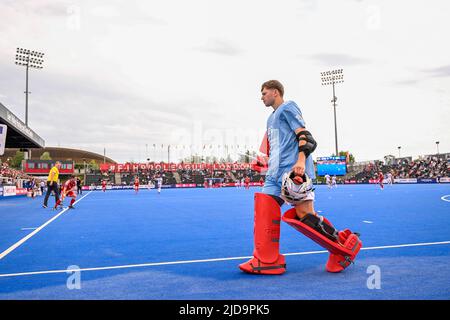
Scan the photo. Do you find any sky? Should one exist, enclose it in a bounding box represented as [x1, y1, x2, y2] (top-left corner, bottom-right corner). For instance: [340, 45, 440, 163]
[0, 0, 449, 163]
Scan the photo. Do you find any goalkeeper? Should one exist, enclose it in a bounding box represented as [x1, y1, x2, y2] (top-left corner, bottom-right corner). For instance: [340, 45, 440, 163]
[239, 80, 361, 275]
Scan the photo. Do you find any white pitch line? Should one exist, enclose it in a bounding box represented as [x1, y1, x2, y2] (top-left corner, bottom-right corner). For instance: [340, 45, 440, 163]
[441, 195, 450, 202]
[357, 241, 450, 251]
[0, 240, 449, 278]
[0, 191, 92, 261]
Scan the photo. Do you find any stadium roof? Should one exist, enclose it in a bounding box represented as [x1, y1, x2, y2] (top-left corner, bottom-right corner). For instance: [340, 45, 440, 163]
[1, 146, 117, 164]
[0, 102, 45, 148]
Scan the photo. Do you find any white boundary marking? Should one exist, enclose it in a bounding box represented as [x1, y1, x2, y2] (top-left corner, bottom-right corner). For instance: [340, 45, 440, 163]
[0, 240, 449, 278]
[0, 191, 92, 261]
[441, 195, 450, 202]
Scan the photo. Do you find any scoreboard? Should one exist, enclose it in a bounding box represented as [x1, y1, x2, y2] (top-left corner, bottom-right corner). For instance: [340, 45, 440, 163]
[316, 156, 347, 176]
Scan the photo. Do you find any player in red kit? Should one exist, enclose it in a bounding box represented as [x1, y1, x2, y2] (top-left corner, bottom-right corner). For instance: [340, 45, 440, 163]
[244, 176, 250, 189]
[259, 176, 264, 186]
[54, 176, 77, 210]
[134, 176, 140, 194]
[101, 179, 107, 192]
[378, 171, 384, 190]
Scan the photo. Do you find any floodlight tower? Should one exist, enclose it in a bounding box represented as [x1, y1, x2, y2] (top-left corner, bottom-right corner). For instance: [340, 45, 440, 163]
[15, 48, 45, 126]
[321, 69, 344, 156]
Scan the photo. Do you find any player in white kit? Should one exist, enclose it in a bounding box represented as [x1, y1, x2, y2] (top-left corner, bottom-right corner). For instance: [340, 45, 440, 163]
[325, 174, 331, 188]
[155, 176, 163, 194]
[331, 175, 337, 188]
[386, 172, 393, 185]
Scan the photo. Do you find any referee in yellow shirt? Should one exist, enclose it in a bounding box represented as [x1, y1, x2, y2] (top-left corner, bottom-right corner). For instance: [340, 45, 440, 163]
[43, 161, 62, 209]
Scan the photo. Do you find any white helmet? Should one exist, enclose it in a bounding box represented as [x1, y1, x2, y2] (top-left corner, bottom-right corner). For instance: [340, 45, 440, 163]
[281, 171, 314, 205]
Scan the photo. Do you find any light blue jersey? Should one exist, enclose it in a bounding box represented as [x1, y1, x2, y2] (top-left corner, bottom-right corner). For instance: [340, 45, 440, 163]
[262, 100, 315, 197]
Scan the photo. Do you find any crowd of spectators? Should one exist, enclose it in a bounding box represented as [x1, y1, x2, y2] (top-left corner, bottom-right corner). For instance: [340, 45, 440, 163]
[174, 167, 262, 184]
[390, 156, 449, 179]
[350, 161, 386, 183]
[350, 156, 449, 182]
[86, 167, 263, 186]
[176, 168, 210, 184]
[0, 161, 38, 187]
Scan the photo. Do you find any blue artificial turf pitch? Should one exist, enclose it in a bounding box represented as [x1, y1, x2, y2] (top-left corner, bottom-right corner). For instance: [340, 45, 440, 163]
[0, 184, 449, 299]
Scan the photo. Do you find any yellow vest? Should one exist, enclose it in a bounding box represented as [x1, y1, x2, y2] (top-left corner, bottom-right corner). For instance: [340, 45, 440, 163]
[47, 166, 59, 182]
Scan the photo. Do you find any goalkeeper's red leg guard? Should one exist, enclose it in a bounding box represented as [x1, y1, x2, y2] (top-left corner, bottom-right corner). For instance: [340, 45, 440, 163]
[239, 193, 286, 275]
[325, 229, 362, 273]
[282, 209, 362, 273]
[317, 216, 362, 273]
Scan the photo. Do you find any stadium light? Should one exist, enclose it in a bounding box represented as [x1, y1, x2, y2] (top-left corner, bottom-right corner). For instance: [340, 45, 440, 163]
[398, 146, 401, 158]
[168, 145, 171, 164]
[83, 158, 86, 185]
[436, 141, 439, 155]
[14, 47, 45, 126]
[321, 69, 344, 156]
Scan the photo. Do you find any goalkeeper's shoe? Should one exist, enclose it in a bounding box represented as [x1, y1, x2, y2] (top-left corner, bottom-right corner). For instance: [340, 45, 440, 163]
[68, 205, 75, 209]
